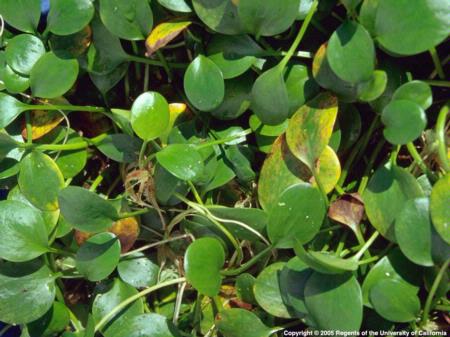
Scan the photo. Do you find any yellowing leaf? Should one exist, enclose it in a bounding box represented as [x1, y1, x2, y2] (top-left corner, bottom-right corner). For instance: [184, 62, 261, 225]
[145, 21, 191, 56]
[161, 102, 189, 145]
[22, 110, 64, 140]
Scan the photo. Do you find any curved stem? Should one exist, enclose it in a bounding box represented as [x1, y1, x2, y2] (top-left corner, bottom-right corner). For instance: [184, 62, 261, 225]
[353, 231, 379, 261]
[406, 142, 436, 182]
[429, 48, 445, 79]
[121, 234, 191, 257]
[436, 103, 450, 172]
[118, 208, 152, 219]
[221, 245, 273, 276]
[94, 277, 186, 332]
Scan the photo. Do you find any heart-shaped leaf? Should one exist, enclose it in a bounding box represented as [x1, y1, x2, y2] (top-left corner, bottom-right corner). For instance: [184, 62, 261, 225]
[131, 91, 170, 141]
[76, 232, 121, 281]
[216, 309, 273, 337]
[5, 34, 45, 75]
[392, 80, 433, 110]
[0, 260, 55, 324]
[304, 272, 363, 331]
[192, 0, 243, 35]
[145, 21, 190, 55]
[430, 173, 450, 244]
[58, 186, 119, 232]
[0, 93, 30, 128]
[184, 55, 225, 111]
[184, 237, 225, 296]
[19, 151, 65, 211]
[381, 100, 426, 145]
[268, 183, 326, 248]
[0, 200, 49, 262]
[0, 0, 41, 33]
[30, 52, 79, 98]
[156, 144, 204, 181]
[118, 252, 159, 288]
[47, 0, 95, 36]
[286, 92, 338, 169]
[99, 0, 153, 41]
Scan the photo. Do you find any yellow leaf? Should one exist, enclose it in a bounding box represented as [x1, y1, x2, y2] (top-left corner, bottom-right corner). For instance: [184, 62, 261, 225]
[160, 102, 188, 145]
[145, 21, 191, 56]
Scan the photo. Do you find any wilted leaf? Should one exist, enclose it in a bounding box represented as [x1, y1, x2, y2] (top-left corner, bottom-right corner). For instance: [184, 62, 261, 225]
[328, 193, 364, 233]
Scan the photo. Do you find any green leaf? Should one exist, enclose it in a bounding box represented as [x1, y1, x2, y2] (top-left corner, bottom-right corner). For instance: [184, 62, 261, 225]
[268, 183, 326, 248]
[285, 64, 320, 116]
[184, 237, 225, 296]
[27, 302, 70, 337]
[18, 151, 65, 211]
[0, 93, 29, 128]
[395, 198, 434, 266]
[286, 92, 339, 169]
[358, 70, 388, 102]
[131, 91, 170, 141]
[58, 186, 119, 232]
[93, 278, 144, 335]
[361, 248, 422, 307]
[0, 200, 49, 262]
[55, 135, 88, 179]
[207, 35, 260, 80]
[192, 0, 244, 35]
[362, 164, 423, 241]
[381, 100, 426, 145]
[374, 0, 450, 55]
[327, 21, 375, 84]
[184, 55, 225, 111]
[392, 80, 433, 110]
[237, 0, 300, 37]
[106, 313, 181, 337]
[76, 232, 121, 281]
[47, 0, 95, 36]
[99, 0, 153, 41]
[97, 134, 142, 163]
[0, 260, 55, 324]
[156, 144, 204, 181]
[430, 173, 450, 244]
[216, 309, 273, 337]
[369, 279, 420, 322]
[145, 21, 190, 56]
[30, 52, 79, 98]
[254, 262, 292, 318]
[118, 252, 159, 288]
[304, 272, 363, 331]
[5, 34, 45, 75]
[0, 0, 41, 33]
[251, 66, 289, 125]
[235, 273, 256, 304]
[157, 0, 192, 13]
[154, 164, 189, 205]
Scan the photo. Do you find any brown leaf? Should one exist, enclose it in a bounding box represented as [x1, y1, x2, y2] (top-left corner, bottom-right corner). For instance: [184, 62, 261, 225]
[328, 193, 364, 232]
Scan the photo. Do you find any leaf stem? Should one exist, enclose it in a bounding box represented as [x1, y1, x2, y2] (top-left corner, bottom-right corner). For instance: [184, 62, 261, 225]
[195, 129, 252, 149]
[436, 103, 450, 172]
[126, 54, 188, 69]
[27, 103, 106, 113]
[221, 245, 273, 276]
[420, 257, 450, 326]
[353, 231, 379, 261]
[19, 133, 107, 151]
[119, 208, 152, 219]
[94, 277, 186, 332]
[25, 111, 33, 144]
[429, 47, 445, 80]
[312, 166, 329, 206]
[121, 234, 191, 257]
[406, 142, 436, 182]
[424, 80, 450, 88]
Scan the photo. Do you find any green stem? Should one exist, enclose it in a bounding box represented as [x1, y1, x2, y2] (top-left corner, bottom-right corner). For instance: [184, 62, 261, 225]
[358, 139, 385, 194]
[89, 174, 104, 192]
[0, 325, 12, 336]
[195, 129, 252, 149]
[406, 142, 436, 182]
[353, 231, 379, 261]
[436, 103, 450, 172]
[121, 234, 191, 257]
[279, 0, 318, 70]
[126, 54, 187, 69]
[312, 166, 329, 206]
[421, 257, 450, 326]
[139, 140, 150, 168]
[221, 245, 273, 276]
[119, 208, 152, 219]
[131, 41, 142, 80]
[25, 111, 33, 144]
[156, 50, 173, 81]
[94, 277, 186, 332]
[435, 305, 450, 311]
[424, 80, 450, 88]
[20, 133, 107, 151]
[27, 103, 105, 113]
[429, 48, 445, 80]
[188, 181, 204, 205]
[358, 255, 381, 265]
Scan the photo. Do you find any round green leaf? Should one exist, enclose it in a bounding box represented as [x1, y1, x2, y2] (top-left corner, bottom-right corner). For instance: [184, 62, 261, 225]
[430, 173, 450, 244]
[369, 279, 420, 322]
[0, 261, 55, 324]
[156, 144, 204, 181]
[5, 34, 45, 75]
[55, 136, 88, 179]
[381, 100, 426, 145]
[254, 262, 292, 318]
[184, 55, 225, 111]
[362, 164, 423, 241]
[0, 93, 29, 128]
[395, 198, 434, 266]
[1, 63, 30, 94]
[76, 232, 121, 281]
[118, 252, 159, 288]
[268, 183, 326, 248]
[235, 273, 256, 304]
[99, 0, 153, 40]
[131, 91, 170, 141]
[374, 0, 450, 55]
[97, 134, 142, 163]
[0, 0, 41, 33]
[238, 0, 300, 37]
[58, 186, 119, 232]
[106, 313, 181, 337]
[361, 248, 422, 307]
[251, 66, 289, 125]
[285, 64, 320, 116]
[192, 0, 244, 35]
[27, 302, 70, 337]
[358, 70, 388, 102]
[157, 0, 192, 13]
[327, 21, 375, 84]
[47, 0, 95, 36]
[184, 237, 225, 297]
[216, 309, 273, 337]
[30, 52, 79, 98]
[93, 278, 144, 334]
[304, 272, 363, 331]
[0, 200, 49, 262]
[19, 151, 65, 211]
[392, 80, 433, 110]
